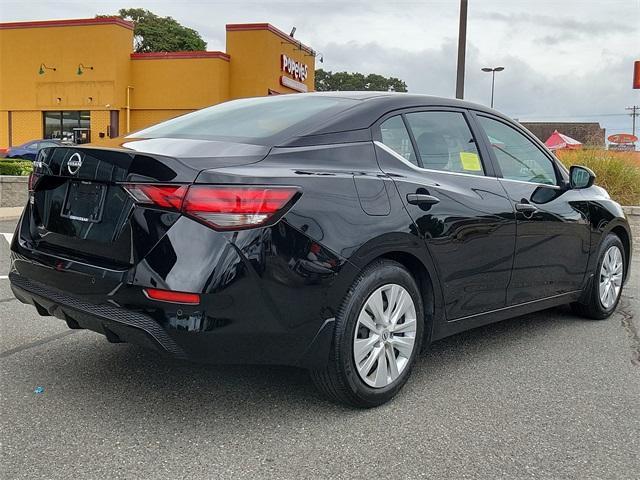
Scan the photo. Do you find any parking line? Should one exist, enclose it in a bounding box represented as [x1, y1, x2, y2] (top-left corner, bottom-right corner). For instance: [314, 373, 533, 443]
[1, 233, 11, 280]
[0, 330, 78, 359]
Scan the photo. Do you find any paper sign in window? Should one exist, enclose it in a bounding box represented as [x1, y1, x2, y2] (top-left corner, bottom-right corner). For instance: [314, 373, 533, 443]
[460, 152, 482, 171]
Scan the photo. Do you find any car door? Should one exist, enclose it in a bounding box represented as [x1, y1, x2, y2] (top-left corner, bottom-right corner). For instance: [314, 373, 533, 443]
[373, 108, 516, 320]
[473, 113, 590, 304]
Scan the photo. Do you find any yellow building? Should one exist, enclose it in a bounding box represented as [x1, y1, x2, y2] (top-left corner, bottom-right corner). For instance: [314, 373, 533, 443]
[0, 17, 316, 148]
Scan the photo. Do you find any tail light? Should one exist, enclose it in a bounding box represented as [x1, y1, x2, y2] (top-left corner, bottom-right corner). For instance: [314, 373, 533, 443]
[123, 184, 188, 209]
[28, 172, 41, 192]
[124, 184, 300, 231]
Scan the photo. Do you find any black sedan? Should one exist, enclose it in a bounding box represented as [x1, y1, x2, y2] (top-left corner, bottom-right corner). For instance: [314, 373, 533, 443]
[10, 93, 632, 407]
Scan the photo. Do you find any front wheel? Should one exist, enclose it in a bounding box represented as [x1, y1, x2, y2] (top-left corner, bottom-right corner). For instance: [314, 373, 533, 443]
[572, 233, 625, 320]
[311, 259, 424, 408]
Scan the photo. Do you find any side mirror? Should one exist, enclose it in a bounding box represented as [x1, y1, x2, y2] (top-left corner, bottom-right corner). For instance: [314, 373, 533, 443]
[569, 165, 595, 189]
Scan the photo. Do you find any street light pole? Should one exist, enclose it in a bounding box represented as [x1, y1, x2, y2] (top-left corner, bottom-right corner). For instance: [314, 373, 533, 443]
[481, 66, 504, 108]
[455, 0, 468, 99]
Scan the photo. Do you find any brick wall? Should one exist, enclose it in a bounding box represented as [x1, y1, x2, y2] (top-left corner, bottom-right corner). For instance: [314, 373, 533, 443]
[90, 110, 110, 143]
[9, 111, 41, 145]
[0, 111, 9, 147]
[130, 109, 192, 132]
[0, 176, 28, 208]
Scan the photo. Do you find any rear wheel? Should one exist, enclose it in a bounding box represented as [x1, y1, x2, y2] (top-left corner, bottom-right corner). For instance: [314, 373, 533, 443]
[572, 233, 625, 320]
[311, 260, 424, 408]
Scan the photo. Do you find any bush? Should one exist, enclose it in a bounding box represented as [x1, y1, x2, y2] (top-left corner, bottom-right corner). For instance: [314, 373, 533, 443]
[556, 149, 640, 206]
[0, 159, 33, 176]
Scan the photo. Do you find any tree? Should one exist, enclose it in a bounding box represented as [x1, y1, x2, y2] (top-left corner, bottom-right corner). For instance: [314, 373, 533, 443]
[315, 69, 407, 92]
[101, 8, 206, 53]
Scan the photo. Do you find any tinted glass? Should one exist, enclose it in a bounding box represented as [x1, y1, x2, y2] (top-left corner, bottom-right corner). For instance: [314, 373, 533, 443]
[477, 116, 557, 185]
[380, 115, 418, 166]
[405, 111, 484, 174]
[43, 111, 90, 143]
[43, 112, 61, 140]
[132, 95, 357, 142]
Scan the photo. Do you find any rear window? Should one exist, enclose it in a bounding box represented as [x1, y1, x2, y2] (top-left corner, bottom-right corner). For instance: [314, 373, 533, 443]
[130, 95, 358, 143]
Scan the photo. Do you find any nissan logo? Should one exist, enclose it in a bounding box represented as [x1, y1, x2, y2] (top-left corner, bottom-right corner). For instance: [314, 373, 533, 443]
[67, 152, 83, 175]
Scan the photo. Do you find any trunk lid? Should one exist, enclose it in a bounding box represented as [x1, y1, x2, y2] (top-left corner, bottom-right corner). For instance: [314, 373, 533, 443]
[27, 138, 269, 267]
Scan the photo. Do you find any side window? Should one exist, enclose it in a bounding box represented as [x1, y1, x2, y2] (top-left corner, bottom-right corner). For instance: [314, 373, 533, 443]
[26, 142, 39, 151]
[476, 116, 557, 185]
[405, 111, 484, 175]
[380, 115, 418, 166]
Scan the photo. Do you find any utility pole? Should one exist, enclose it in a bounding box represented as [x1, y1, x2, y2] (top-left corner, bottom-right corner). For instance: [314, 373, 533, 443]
[455, 0, 468, 99]
[626, 105, 639, 137]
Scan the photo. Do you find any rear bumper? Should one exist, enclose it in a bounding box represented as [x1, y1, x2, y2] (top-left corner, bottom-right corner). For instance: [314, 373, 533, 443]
[10, 202, 353, 367]
[10, 271, 337, 367]
[10, 273, 188, 359]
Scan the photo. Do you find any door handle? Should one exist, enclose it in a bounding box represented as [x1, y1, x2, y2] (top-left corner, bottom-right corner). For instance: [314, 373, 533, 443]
[407, 193, 440, 206]
[515, 202, 538, 213]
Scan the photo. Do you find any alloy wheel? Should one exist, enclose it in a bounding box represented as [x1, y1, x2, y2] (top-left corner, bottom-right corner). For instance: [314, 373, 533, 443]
[599, 245, 623, 309]
[353, 284, 417, 388]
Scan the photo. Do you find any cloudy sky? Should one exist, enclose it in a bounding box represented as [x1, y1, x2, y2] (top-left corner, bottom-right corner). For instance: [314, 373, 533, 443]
[1, 0, 639, 135]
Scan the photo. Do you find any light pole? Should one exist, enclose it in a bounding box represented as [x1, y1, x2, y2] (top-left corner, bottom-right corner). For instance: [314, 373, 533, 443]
[455, 0, 468, 99]
[481, 66, 504, 108]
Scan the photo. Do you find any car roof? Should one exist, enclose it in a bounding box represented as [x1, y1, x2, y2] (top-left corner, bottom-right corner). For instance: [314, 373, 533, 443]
[301, 91, 491, 110]
[280, 91, 507, 146]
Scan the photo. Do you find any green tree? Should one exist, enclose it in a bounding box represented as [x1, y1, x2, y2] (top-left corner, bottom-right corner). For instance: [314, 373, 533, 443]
[100, 8, 206, 53]
[315, 69, 408, 92]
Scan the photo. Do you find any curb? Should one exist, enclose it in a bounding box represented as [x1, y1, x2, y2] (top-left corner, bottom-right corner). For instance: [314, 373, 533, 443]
[0, 206, 24, 220]
[622, 206, 640, 217]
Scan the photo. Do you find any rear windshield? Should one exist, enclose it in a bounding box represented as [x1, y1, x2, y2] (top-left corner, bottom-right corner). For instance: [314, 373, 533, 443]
[129, 95, 358, 144]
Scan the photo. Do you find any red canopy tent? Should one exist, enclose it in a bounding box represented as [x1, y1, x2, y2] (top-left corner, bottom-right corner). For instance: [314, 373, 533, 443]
[544, 130, 582, 150]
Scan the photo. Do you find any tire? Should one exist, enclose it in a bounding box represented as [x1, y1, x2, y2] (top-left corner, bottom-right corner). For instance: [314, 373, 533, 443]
[311, 259, 424, 408]
[571, 233, 625, 320]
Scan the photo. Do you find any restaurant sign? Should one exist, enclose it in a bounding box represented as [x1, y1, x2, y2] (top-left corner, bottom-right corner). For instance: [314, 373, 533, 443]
[280, 54, 309, 93]
[281, 54, 308, 81]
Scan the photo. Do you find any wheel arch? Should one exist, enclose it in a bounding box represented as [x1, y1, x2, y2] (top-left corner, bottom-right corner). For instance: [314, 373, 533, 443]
[608, 224, 632, 283]
[377, 251, 437, 346]
[346, 233, 445, 346]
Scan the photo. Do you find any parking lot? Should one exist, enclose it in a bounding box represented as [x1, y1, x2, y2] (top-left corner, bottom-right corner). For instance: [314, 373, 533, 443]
[1, 216, 638, 479]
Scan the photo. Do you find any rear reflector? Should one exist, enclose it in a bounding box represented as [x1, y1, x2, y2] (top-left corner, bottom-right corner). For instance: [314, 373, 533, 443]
[144, 288, 200, 305]
[124, 184, 300, 230]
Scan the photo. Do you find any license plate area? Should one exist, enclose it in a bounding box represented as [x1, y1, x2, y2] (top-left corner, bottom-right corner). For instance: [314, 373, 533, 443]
[61, 181, 107, 223]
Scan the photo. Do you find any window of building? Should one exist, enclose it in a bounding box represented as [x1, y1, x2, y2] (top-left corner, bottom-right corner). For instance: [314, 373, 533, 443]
[404, 111, 484, 175]
[380, 115, 418, 166]
[43, 111, 91, 144]
[476, 115, 557, 185]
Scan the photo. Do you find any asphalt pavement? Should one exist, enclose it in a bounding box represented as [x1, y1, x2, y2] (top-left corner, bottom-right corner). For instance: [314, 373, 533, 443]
[1, 217, 638, 479]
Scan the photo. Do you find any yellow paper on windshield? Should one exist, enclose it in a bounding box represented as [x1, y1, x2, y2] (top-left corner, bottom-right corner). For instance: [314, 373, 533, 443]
[460, 152, 482, 171]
